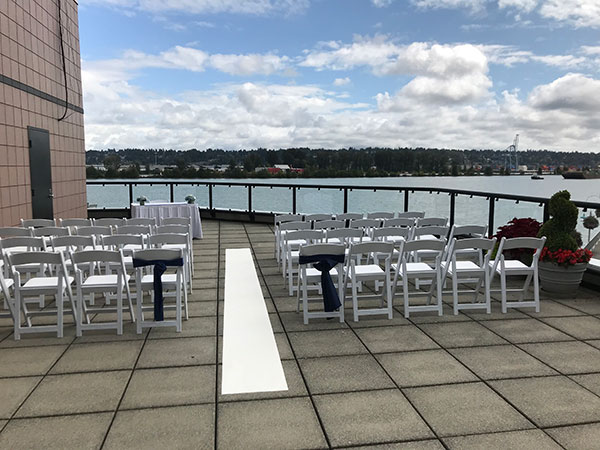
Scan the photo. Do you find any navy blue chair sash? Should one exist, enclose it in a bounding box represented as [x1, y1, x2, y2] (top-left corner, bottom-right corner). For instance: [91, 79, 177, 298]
[298, 254, 345, 312]
[132, 258, 184, 321]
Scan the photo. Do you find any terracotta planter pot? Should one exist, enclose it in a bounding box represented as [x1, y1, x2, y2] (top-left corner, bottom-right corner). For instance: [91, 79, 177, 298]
[539, 261, 588, 297]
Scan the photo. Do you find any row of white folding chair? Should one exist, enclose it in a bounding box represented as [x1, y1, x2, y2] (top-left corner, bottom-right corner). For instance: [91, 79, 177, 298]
[4, 247, 186, 339]
[296, 235, 546, 323]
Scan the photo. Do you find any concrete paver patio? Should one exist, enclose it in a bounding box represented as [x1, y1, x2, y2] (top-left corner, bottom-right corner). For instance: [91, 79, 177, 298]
[1, 219, 600, 449]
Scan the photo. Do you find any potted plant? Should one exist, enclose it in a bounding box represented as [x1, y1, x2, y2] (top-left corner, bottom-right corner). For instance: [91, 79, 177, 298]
[537, 190, 593, 295]
[137, 195, 148, 206]
[185, 195, 196, 204]
[493, 217, 542, 263]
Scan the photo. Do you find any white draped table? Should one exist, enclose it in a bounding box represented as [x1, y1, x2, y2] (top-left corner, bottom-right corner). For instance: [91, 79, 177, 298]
[131, 202, 202, 238]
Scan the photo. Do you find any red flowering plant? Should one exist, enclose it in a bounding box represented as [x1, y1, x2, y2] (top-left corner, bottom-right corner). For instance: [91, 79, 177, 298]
[493, 217, 542, 261]
[538, 190, 590, 267]
[539, 247, 593, 266]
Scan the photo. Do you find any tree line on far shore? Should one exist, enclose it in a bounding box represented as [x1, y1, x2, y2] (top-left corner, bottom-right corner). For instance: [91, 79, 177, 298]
[86, 147, 600, 179]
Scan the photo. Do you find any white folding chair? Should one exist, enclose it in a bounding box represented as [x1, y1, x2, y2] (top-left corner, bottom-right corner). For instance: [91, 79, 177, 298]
[21, 218, 55, 228]
[0, 227, 33, 238]
[274, 214, 304, 261]
[392, 239, 446, 318]
[383, 217, 415, 228]
[367, 212, 395, 219]
[148, 233, 192, 299]
[397, 211, 425, 219]
[93, 218, 126, 227]
[297, 243, 345, 324]
[126, 217, 157, 226]
[490, 237, 546, 313]
[1, 237, 47, 281]
[72, 250, 134, 336]
[304, 214, 332, 222]
[133, 248, 186, 333]
[0, 260, 16, 322]
[32, 226, 70, 247]
[59, 218, 93, 228]
[326, 228, 363, 246]
[349, 219, 381, 242]
[445, 225, 488, 261]
[313, 220, 345, 231]
[335, 213, 363, 221]
[9, 251, 75, 340]
[371, 228, 411, 289]
[416, 217, 448, 227]
[277, 221, 311, 270]
[283, 230, 324, 296]
[156, 223, 193, 270]
[344, 241, 395, 322]
[51, 235, 97, 273]
[442, 238, 496, 315]
[75, 226, 113, 246]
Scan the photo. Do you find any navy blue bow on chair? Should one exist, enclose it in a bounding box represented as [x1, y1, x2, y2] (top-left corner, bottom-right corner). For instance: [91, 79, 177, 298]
[132, 258, 184, 321]
[298, 254, 345, 312]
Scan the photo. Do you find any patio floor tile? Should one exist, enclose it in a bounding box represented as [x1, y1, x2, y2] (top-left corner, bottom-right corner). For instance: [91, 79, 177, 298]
[555, 298, 600, 315]
[121, 365, 215, 409]
[314, 389, 433, 447]
[481, 319, 573, 343]
[0, 413, 112, 450]
[278, 311, 349, 332]
[405, 382, 531, 437]
[377, 349, 477, 387]
[15, 371, 129, 417]
[299, 354, 395, 394]
[104, 405, 215, 450]
[443, 429, 561, 449]
[417, 321, 508, 348]
[354, 326, 439, 353]
[489, 376, 600, 427]
[449, 345, 557, 379]
[0, 377, 41, 419]
[287, 329, 367, 358]
[0, 346, 67, 377]
[217, 397, 327, 449]
[50, 341, 143, 374]
[570, 373, 600, 397]
[520, 300, 584, 317]
[218, 360, 307, 402]
[545, 422, 600, 450]
[148, 316, 217, 339]
[137, 336, 216, 368]
[540, 316, 600, 340]
[519, 341, 600, 374]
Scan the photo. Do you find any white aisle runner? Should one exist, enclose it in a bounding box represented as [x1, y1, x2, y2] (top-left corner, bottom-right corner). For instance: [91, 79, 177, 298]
[221, 248, 288, 395]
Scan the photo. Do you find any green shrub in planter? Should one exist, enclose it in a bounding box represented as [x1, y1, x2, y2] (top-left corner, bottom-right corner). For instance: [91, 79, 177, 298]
[538, 190, 578, 251]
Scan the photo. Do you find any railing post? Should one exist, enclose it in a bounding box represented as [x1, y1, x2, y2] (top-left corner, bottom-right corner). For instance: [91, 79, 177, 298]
[128, 183, 133, 206]
[543, 201, 550, 222]
[488, 196, 495, 238]
[404, 190, 409, 212]
[292, 187, 297, 214]
[343, 188, 348, 213]
[449, 193, 456, 227]
[209, 184, 214, 217]
[248, 185, 253, 221]
[169, 183, 174, 202]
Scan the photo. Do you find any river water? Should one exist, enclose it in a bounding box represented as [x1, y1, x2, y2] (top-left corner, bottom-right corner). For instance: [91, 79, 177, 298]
[87, 175, 600, 242]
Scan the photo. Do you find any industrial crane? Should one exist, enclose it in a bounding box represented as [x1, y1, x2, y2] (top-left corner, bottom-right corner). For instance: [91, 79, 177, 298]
[504, 134, 519, 173]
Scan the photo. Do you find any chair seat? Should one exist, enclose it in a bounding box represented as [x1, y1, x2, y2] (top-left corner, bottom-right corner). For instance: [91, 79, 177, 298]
[83, 274, 130, 288]
[22, 276, 74, 289]
[441, 261, 481, 274]
[416, 235, 438, 241]
[140, 273, 180, 287]
[305, 267, 339, 278]
[490, 260, 530, 272]
[346, 264, 384, 276]
[393, 262, 435, 274]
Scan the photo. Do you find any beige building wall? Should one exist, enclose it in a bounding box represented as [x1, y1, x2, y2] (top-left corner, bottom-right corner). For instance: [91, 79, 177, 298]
[0, 0, 86, 227]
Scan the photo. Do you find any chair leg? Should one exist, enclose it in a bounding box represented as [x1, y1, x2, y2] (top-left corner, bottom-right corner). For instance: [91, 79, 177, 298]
[484, 270, 491, 314]
[302, 273, 309, 325]
[14, 291, 21, 341]
[57, 288, 64, 338]
[176, 281, 182, 333]
[452, 274, 459, 315]
[436, 272, 443, 316]
[352, 277, 359, 322]
[500, 271, 507, 313]
[521, 273, 533, 302]
[76, 286, 83, 337]
[386, 274, 393, 320]
[533, 268, 540, 312]
[117, 288, 123, 335]
[136, 286, 143, 335]
[403, 276, 410, 318]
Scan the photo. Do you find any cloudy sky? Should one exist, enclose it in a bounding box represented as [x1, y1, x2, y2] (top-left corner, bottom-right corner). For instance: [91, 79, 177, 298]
[79, 0, 600, 152]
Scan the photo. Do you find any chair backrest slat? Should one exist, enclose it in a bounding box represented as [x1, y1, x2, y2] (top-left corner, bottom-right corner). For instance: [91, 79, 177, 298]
[304, 214, 332, 222]
[299, 243, 345, 257]
[21, 219, 55, 228]
[416, 217, 448, 227]
[0, 227, 32, 238]
[349, 241, 394, 256]
[32, 227, 70, 237]
[156, 225, 189, 235]
[500, 236, 546, 251]
[76, 226, 113, 237]
[284, 230, 324, 242]
[133, 248, 182, 262]
[383, 218, 415, 228]
[116, 225, 152, 236]
[162, 217, 191, 226]
[349, 219, 381, 230]
[148, 233, 188, 246]
[274, 214, 303, 225]
[372, 227, 411, 240]
[402, 238, 446, 253]
[279, 221, 311, 231]
[367, 212, 394, 219]
[126, 218, 157, 226]
[336, 213, 363, 221]
[397, 211, 425, 219]
[93, 218, 126, 227]
[59, 218, 92, 227]
[72, 249, 123, 265]
[413, 225, 449, 239]
[313, 220, 345, 230]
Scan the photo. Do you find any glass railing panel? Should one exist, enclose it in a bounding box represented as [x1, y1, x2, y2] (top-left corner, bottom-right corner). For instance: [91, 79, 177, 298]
[133, 184, 170, 205]
[253, 186, 293, 214]
[213, 184, 247, 211]
[493, 199, 543, 236]
[173, 184, 209, 208]
[454, 194, 489, 228]
[296, 187, 343, 215]
[347, 189, 404, 215]
[86, 183, 129, 209]
[406, 190, 451, 219]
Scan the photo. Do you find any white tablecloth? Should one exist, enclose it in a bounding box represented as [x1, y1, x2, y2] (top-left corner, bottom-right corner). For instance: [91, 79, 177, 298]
[131, 202, 202, 238]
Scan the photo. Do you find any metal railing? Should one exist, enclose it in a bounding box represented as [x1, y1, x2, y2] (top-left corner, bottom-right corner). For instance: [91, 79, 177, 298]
[87, 180, 600, 234]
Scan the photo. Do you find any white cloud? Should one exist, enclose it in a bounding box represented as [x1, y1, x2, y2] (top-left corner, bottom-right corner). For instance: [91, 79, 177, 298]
[478, 44, 589, 69]
[539, 0, 600, 28]
[498, 0, 539, 12]
[411, 0, 487, 12]
[371, 0, 394, 7]
[85, 0, 310, 16]
[333, 77, 351, 86]
[581, 46, 600, 56]
[208, 53, 289, 76]
[528, 73, 600, 111]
